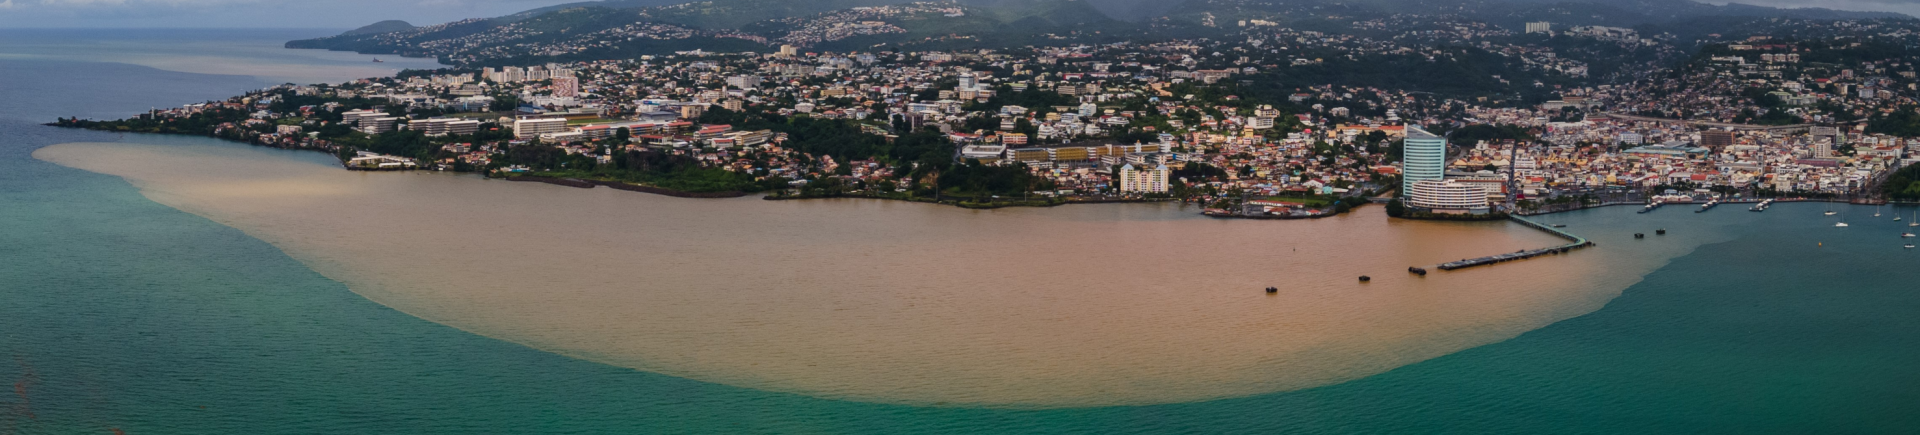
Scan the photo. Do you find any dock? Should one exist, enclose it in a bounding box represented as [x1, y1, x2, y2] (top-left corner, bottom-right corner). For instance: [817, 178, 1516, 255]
[1435, 216, 1595, 271]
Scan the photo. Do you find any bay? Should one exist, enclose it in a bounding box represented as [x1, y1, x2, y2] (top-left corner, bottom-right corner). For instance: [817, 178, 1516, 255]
[3, 29, 1917, 433]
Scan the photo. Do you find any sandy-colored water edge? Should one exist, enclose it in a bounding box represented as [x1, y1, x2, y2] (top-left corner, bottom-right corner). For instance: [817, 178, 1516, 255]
[36, 141, 1728, 407]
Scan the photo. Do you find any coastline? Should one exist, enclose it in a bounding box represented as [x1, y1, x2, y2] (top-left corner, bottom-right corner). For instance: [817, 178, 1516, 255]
[34, 139, 1662, 408]
[763, 191, 1178, 209]
[501, 175, 751, 198]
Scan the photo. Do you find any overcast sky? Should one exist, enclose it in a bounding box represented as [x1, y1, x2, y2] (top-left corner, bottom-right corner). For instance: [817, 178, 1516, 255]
[0, 0, 1914, 28]
[0, 0, 581, 28]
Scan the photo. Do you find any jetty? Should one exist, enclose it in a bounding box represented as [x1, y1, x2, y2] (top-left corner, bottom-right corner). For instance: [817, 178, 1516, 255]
[1435, 216, 1595, 271]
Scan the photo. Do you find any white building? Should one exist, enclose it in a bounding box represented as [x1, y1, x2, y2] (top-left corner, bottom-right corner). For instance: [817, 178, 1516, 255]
[1408, 179, 1490, 213]
[1118, 163, 1169, 193]
[513, 117, 569, 140]
[726, 75, 763, 89]
[1525, 22, 1551, 34]
[360, 117, 399, 134]
[413, 118, 481, 136]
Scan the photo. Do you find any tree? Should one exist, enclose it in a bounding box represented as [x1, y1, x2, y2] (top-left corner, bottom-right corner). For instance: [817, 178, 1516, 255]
[615, 127, 631, 143]
[1385, 199, 1407, 217]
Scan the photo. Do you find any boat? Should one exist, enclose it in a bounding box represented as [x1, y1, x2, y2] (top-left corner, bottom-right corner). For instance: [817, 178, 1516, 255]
[1552, 224, 1567, 228]
[1358, 276, 1371, 282]
[1903, 232, 1916, 238]
[1911, 210, 1918, 227]
[1696, 199, 1718, 213]
[373, 58, 384, 63]
[1835, 222, 1849, 227]
[1265, 286, 1277, 293]
[1656, 229, 1667, 235]
[1408, 267, 1428, 276]
[1825, 210, 1837, 216]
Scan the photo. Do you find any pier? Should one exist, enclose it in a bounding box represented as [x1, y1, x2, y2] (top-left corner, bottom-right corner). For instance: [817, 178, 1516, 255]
[1434, 216, 1595, 271]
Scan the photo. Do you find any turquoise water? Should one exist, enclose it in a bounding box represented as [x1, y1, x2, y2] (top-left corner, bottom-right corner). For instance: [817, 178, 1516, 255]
[5, 33, 1920, 433]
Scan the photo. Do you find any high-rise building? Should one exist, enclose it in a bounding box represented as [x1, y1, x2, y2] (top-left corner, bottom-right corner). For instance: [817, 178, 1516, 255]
[551, 76, 579, 98]
[1700, 130, 1734, 149]
[1525, 22, 1551, 34]
[680, 104, 706, 120]
[1401, 125, 1446, 195]
[725, 75, 762, 90]
[957, 73, 977, 91]
[549, 77, 576, 99]
[1118, 164, 1169, 193]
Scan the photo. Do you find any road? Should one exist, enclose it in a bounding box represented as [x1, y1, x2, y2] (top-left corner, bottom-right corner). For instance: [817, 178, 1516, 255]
[1598, 112, 1814, 131]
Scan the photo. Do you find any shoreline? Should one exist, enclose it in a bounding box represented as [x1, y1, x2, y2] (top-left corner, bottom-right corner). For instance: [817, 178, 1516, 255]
[500, 175, 751, 198]
[763, 192, 1177, 209]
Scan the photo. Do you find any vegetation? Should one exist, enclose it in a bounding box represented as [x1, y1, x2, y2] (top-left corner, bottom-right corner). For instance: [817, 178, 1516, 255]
[520, 148, 779, 193]
[1883, 162, 1920, 201]
[1867, 106, 1920, 138]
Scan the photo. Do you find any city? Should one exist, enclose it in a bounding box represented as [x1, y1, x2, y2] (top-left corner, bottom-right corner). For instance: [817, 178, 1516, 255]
[9, 0, 1920, 432]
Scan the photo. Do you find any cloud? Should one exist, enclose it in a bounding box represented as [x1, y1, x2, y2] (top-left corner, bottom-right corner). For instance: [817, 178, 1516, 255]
[1712, 0, 1920, 17]
[0, 0, 582, 27]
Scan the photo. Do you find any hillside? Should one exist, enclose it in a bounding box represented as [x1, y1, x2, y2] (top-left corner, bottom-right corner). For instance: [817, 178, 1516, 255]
[285, 0, 1914, 67]
[340, 20, 418, 36]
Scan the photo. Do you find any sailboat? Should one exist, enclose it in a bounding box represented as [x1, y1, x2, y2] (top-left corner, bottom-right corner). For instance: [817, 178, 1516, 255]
[1911, 209, 1918, 227]
[1835, 208, 1849, 227]
[1874, 205, 1881, 217]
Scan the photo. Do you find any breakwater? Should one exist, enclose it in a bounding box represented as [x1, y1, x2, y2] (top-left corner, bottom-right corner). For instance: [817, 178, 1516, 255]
[1435, 215, 1594, 271]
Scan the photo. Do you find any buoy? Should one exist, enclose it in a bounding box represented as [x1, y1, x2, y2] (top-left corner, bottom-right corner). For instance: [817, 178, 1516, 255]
[1358, 276, 1371, 282]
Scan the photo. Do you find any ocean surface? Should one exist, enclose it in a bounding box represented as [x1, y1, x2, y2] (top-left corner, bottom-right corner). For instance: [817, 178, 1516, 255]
[4, 30, 1920, 433]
